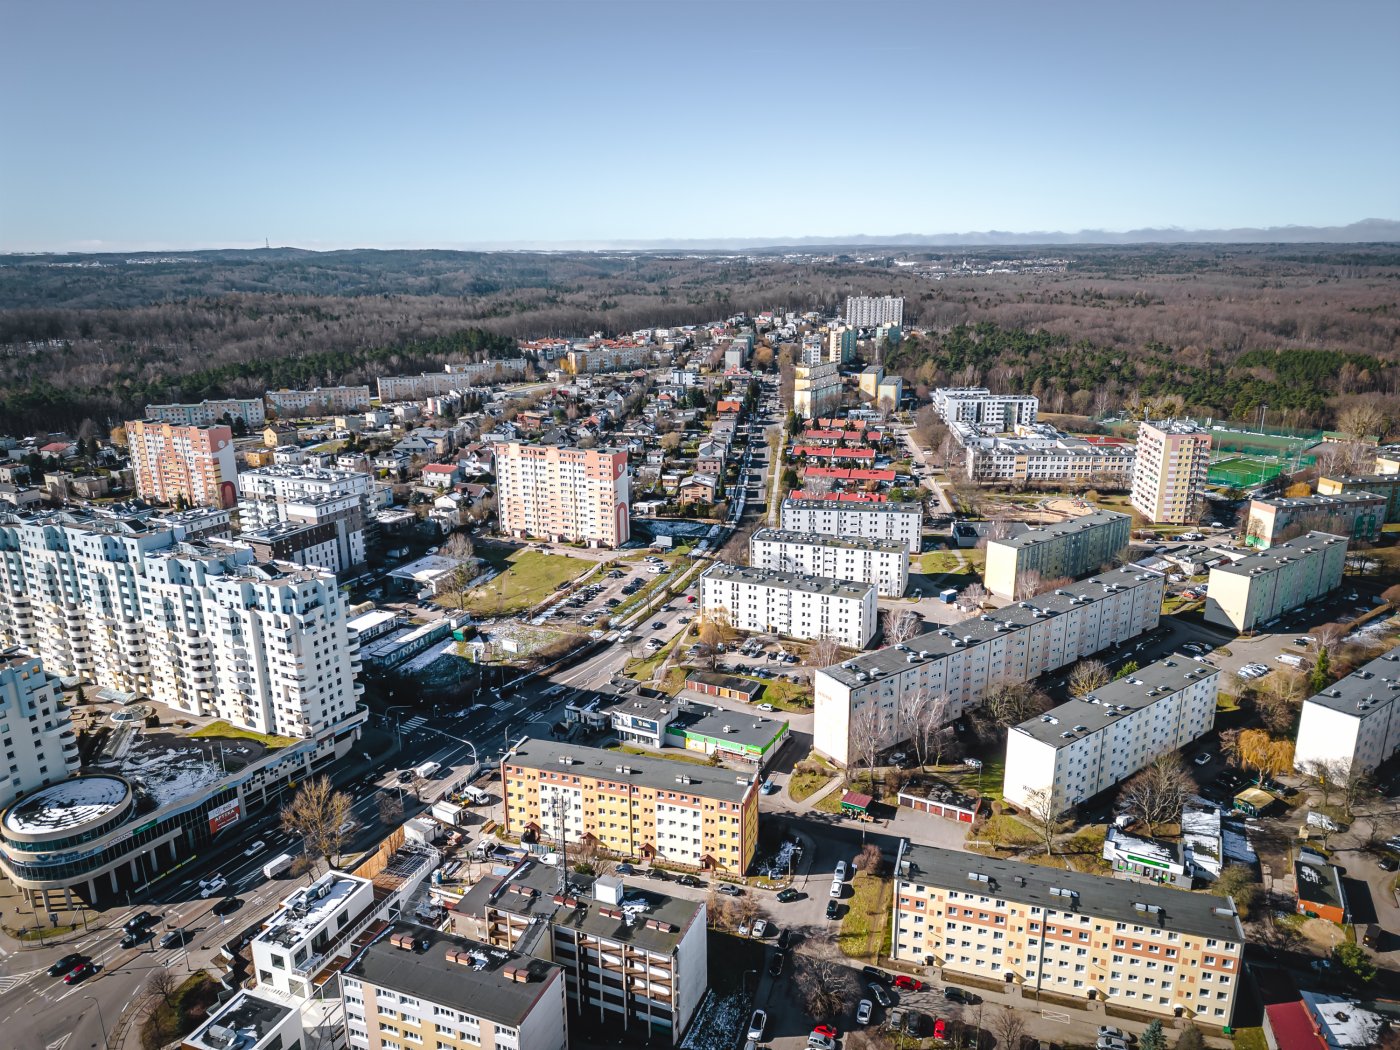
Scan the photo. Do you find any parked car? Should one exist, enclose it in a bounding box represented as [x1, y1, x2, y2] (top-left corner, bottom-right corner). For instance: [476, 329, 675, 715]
[718, 883, 743, 897]
[777, 928, 791, 949]
[944, 986, 979, 1004]
[1098, 1027, 1134, 1043]
[747, 1010, 767, 1041]
[675, 874, 703, 887]
[776, 887, 801, 903]
[825, 899, 841, 920]
[834, 861, 847, 879]
[752, 919, 769, 938]
[615, 863, 635, 875]
[768, 949, 786, 978]
[856, 1000, 873, 1025]
[643, 867, 669, 881]
[863, 965, 893, 984]
[868, 982, 892, 1007]
[738, 919, 752, 937]
[893, 974, 924, 991]
[1098, 1039, 1130, 1050]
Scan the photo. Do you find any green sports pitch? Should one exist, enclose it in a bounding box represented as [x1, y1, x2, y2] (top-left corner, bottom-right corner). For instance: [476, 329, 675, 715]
[1207, 455, 1284, 487]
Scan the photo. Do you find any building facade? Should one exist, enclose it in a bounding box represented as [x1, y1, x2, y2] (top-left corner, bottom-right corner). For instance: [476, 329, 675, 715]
[891, 841, 1245, 1026]
[845, 295, 904, 327]
[1003, 657, 1219, 814]
[501, 738, 758, 873]
[814, 567, 1165, 765]
[961, 432, 1136, 488]
[1130, 420, 1211, 525]
[144, 398, 266, 428]
[0, 652, 79, 815]
[1317, 473, 1400, 523]
[780, 497, 923, 554]
[126, 420, 239, 509]
[749, 527, 909, 597]
[698, 563, 877, 648]
[238, 464, 373, 572]
[1293, 650, 1400, 778]
[932, 388, 1039, 430]
[495, 443, 630, 548]
[1244, 491, 1384, 548]
[984, 511, 1131, 599]
[564, 346, 648, 374]
[1203, 531, 1347, 632]
[265, 385, 372, 416]
[794, 360, 843, 420]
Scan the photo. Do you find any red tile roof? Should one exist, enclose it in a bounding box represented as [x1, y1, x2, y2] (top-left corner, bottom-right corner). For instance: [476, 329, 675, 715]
[1264, 1001, 1326, 1050]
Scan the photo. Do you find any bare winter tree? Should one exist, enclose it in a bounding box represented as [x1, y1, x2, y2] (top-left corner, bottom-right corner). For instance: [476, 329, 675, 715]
[992, 1006, 1028, 1050]
[899, 690, 951, 768]
[848, 703, 891, 786]
[809, 634, 842, 669]
[981, 681, 1051, 728]
[280, 775, 355, 872]
[1021, 787, 1063, 857]
[145, 966, 176, 1006]
[881, 609, 921, 647]
[797, 956, 855, 1024]
[1118, 754, 1190, 835]
[1013, 568, 1046, 601]
[959, 581, 990, 610]
[1066, 658, 1111, 696]
[377, 793, 405, 827]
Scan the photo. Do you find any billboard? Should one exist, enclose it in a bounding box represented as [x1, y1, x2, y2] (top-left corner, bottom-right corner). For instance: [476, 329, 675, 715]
[208, 798, 241, 835]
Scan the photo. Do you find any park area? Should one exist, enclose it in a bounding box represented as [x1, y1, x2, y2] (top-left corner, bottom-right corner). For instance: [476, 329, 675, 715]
[459, 547, 592, 617]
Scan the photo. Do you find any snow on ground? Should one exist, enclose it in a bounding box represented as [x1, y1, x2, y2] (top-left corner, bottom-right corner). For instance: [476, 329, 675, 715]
[399, 639, 463, 677]
[120, 746, 227, 807]
[680, 988, 750, 1050]
[5, 775, 128, 834]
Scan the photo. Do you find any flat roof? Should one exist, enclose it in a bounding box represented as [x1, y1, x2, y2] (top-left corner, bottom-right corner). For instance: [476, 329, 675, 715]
[752, 527, 907, 555]
[504, 737, 756, 802]
[1255, 491, 1385, 509]
[1295, 852, 1346, 911]
[345, 924, 560, 1027]
[256, 872, 369, 951]
[1321, 473, 1400, 486]
[990, 511, 1129, 550]
[897, 841, 1244, 943]
[683, 671, 764, 699]
[1301, 650, 1400, 718]
[782, 497, 922, 515]
[186, 991, 295, 1050]
[1210, 532, 1346, 577]
[1013, 657, 1219, 748]
[1143, 418, 1209, 435]
[700, 562, 874, 601]
[670, 702, 786, 749]
[820, 565, 1161, 688]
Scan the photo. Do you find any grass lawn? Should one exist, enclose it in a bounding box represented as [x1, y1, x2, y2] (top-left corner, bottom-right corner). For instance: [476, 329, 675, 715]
[972, 813, 1040, 850]
[192, 720, 298, 748]
[624, 632, 687, 680]
[936, 752, 1005, 802]
[919, 548, 985, 576]
[736, 674, 811, 712]
[606, 743, 714, 767]
[789, 768, 835, 802]
[1232, 1029, 1268, 1050]
[814, 787, 848, 813]
[838, 871, 893, 960]
[461, 549, 591, 616]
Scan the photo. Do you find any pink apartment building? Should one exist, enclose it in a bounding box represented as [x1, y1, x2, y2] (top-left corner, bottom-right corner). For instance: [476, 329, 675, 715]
[495, 442, 630, 547]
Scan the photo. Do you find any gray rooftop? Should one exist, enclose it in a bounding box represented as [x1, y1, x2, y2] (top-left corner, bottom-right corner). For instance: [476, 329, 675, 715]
[1319, 473, 1400, 487]
[503, 737, 757, 802]
[820, 566, 1161, 687]
[782, 497, 922, 515]
[185, 991, 294, 1050]
[1209, 532, 1346, 577]
[751, 527, 907, 555]
[1302, 650, 1400, 718]
[896, 841, 1244, 943]
[670, 702, 787, 749]
[1254, 491, 1385, 509]
[701, 562, 875, 601]
[990, 511, 1130, 550]
[345, 924, 561, 1027]
[1143, 418, 1209, 435]
[1012, 657, 1219, 748]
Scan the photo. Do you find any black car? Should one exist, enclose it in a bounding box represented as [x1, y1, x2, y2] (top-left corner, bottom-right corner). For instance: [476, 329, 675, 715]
[675, 874, 703, 888]
[212, 896, 243, 917]
[868, 982, 893, 1007]
[1381, 855, 1399, 872]
[644, 868, 669, 881]
[615, 863, 636, 875]
[768, 950, 786, 978]
[159, 929, 190, 949]
[777, 928, 791, 949]
[124, 910, 157, 933]
[120, 928, 152, 949]
[944, 986, 979, 1005]
[48, 953, 89, 977]
[863, 965, 893, 984]
[776, 888, 801, 903]
[826, 899, 841, 920]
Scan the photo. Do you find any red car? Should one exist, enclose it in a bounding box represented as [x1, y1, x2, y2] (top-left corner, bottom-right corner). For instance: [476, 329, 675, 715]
[933, 1018, 947, 1039]
[63, 961, 98, 984]
[812, 1024, 838, 1039]
[893, 975, 924, 991]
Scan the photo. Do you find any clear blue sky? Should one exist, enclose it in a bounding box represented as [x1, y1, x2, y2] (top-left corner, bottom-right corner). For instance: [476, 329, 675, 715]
[2, 0, 1397, 251]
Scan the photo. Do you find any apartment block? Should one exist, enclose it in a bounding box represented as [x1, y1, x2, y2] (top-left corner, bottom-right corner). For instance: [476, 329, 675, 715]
[1293, 650, 1400, 778]
[265, 385, 372, 416]
[814, 567, 1164, 765]
[144, 397, 266, 428]
[495, 442, 630, 548]
[1003, 657, 1219, 814]
[0, 651, 79, 814]
[454, 860, 707, 1045]
[183, 991, 303, 1050]
[859, 366, 884, 399]
[341, 924, 568, 1050]
[1204, 531, 1346, 633]
[961, 431, 1136, 489]
[698, 563, 878, 648]
[845, 295, 904, 327]
[501, 737, 758, 874]
[1131, 420, 1211, 525]
[794, 360, 843, 420]
[932, 388, 1039, 430]
[1317, 473, 1400, 522]
[876, 376, 903, 412]
[241, 520, 340, 572]
[127, 420, 238, 509]
[826, 325, 858, 364]
[376, 360, 528, 401]
[781, 497, 923, 554]
[891, 841, 1245, 1026]
[0, 510, 365, 742]
[984, 511, 1130, 599]
[749, 527, 908, 597]
[238, 464, 373, 572]
[1244, 491, 1384, 548]
[564, 346, 649, 374]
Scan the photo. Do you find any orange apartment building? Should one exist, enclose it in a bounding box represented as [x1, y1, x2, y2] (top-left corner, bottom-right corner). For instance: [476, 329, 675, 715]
[494, 442, 630, 548]
[127, 420, 239, 508]
[501, 738, 758, 874]
[1130, 420, 1211, 525]
[892, 842, 1245, 1027]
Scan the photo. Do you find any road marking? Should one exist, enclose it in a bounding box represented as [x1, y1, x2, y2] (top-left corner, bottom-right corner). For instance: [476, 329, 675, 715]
[0, 968, 41, 993]
[46, 1035, 70, 1050]
[490, 700, 510, 711]
[1041, 1010, 1070, 1023]
[401, 716, 428, 731]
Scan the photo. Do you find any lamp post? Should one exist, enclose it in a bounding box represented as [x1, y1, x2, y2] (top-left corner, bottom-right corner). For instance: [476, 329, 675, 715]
[82, 994, 110, 1050]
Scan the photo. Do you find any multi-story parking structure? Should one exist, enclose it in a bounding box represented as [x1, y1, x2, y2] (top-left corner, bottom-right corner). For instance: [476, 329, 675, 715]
[1293, 650, 1400, 778]
[814, 567, 1164, 765]
[1003, 657, 1219, 814]
[891, 841, 1245, 1026]
[984, 511, 1131, 599]
[495, 442, 630, 548]
[698, 563, 877, 648]
[1203, 531, 1346, 632]
[749, 527, 908, 598]
[780, 497, 923, 554]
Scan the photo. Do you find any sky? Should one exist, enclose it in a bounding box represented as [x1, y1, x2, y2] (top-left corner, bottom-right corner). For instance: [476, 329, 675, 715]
[2, 0, 1397, 252]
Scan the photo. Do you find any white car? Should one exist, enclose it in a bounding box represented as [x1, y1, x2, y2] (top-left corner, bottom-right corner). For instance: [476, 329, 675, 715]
[747, 1010, 767, 1041]
[243, 840, 267, 857]
[752, 918, 768, 938]
[757, 703, 775, 712]
[338, 820, 356, 836]
[1194, 753, 1211, 766]
[1097, 1027, 1132, 1042]
[199, 875, 228, 898]
[856, 999, 873, 1025]
[834, 860, 847, 879]
[738, 919, 752, 936]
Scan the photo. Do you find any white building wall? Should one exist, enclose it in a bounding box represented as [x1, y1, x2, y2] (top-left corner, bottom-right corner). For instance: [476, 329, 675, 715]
[0, 655, 79, 814]
[780, 501, 923, 554]
[749, 532, 908, 597]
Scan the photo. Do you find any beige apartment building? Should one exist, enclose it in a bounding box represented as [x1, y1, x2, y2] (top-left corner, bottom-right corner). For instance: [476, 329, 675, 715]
[1317, 473, 1400, 523]
[126, 420, 239, 508]
[794, 360, 843, 419]
[495, 442, 630, 548]
[1130, 420, 1211, 525]
[984, 511, 1130, 599]
[501, 738, 758, 873]
[1204, 531, 1347, 632]
[1243, 491, 1384, 548]
[892, 842, 1245, 1027]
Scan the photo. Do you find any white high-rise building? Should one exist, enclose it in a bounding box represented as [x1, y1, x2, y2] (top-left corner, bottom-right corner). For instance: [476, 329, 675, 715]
[750, 528, 909, 597]
[698, 563, 877, 648]
[845, 296, 904, 327]
[238, 465, 373, 572]
[0, 510, 364, 742]
[0, 652, 79, 813]
[794, 361, 843, 419]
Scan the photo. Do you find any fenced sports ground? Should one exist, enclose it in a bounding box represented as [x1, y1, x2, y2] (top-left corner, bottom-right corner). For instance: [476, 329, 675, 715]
[1196, 418, 1321, 488]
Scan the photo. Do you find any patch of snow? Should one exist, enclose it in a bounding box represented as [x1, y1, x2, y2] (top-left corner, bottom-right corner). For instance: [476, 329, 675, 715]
[680, 988, 750, 1050]
[4, 776, 128, 834]
[120, 747, 227, 807]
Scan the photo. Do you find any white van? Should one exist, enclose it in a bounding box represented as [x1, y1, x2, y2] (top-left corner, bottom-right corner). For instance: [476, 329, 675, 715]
[414, 761, 442, 779]
[263, 853, 294, 879]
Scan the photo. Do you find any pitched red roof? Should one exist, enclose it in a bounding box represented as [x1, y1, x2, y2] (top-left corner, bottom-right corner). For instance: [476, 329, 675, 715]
[1264, 1001, 1326, 1050]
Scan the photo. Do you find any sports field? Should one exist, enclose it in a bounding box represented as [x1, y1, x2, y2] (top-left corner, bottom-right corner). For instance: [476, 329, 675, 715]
[1207, 455, 1284, 487]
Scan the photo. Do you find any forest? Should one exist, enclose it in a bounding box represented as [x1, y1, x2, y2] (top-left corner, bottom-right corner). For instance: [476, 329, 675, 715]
[1, 242, 1397, 433]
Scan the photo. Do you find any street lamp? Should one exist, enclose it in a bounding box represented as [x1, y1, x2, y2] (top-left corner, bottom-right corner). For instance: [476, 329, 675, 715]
[82, 994, 110, 1049]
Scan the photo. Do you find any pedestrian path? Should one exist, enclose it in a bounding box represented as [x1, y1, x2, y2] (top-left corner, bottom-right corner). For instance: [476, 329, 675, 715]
[401, 715, 428, 731]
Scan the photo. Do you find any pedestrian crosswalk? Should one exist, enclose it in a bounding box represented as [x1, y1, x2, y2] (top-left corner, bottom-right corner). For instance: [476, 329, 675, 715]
[401, 716, 428, 731]
[490, 700, 511, 711]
